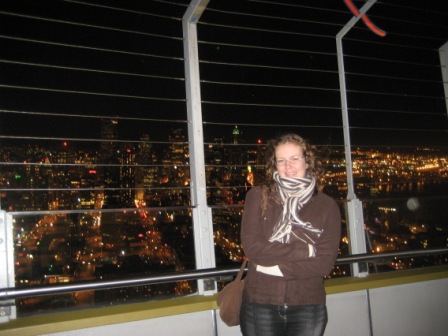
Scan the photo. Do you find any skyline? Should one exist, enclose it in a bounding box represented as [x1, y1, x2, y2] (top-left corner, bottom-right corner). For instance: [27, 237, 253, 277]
[6, 127, 448, 314]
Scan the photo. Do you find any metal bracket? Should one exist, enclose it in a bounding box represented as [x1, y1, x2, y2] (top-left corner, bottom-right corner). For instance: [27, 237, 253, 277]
[203, 279, 216, 291]
[0, 304, 12, 318]
[0, 211, 17, 322]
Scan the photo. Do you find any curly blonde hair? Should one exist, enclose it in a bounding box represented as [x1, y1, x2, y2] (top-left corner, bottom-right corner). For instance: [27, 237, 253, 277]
[261, 133, 323, 211]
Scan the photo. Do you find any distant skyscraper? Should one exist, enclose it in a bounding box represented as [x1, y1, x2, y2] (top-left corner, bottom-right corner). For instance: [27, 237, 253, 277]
[232, 125, 242, 144]
[100, 118, 121, 208]
[159, 129, 190, 205]
[118, 147, 137, 208]
[100, 118, 118, 158]
[230, 126, 244, 166]
[135, 134, 159, 204]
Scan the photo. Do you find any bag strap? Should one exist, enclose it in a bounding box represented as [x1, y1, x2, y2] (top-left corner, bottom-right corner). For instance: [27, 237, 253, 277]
[236, 259, 248, 281]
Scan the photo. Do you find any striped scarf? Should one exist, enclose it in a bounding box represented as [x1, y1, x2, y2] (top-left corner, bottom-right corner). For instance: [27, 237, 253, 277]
[269, 172, 323, 250]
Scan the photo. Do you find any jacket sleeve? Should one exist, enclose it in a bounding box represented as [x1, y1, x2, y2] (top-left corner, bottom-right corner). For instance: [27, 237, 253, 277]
[277, 199, 341, 279]
[241, 187, 310, 266]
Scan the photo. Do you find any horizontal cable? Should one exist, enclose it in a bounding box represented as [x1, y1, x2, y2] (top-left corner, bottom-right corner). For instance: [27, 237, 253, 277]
[201, 80, 443, 100]
[348, 107, 445, 116]
[350, 143, 448, 150]
[358, 194, 448, 203]
[345, 53, 441, 69]
[199, 39, 335, 57]
[0, 11, 182, 42]
[3, 56, 440, 100]
[346, 89, 442, 100]
[0, 84, 186, 103]
[201, 79, 339, 92]
[201, 59, 441, 84]
[206, 2, 345, 30]
[0, 36, 441, 103]
[246, 0, 344, 15]
[200, 21, 332, 40]
[349, 126, 448, 132]
[375, 1, 448, 29]
[250, 0, 448, 31]
[199, 19, 443, 54]
[201, 96, 444, 111]
[1, 69, 442, 107]
[202, 4, 445, 48]
[200, 59, 337, 74]
[65, 0, 188, 21]
[203, 121, 342, 129]
[1, 186, 191, 192]
[202, 100, 339, 109]
[0, 109, 188, 125]
[7, 205, 195, 217]
[0, 162, 190, 168]
[0, 135, 187, 145]
[0, 59, 185, 82]
[4, 57, 440, 99]
[0, 34, 183, 61]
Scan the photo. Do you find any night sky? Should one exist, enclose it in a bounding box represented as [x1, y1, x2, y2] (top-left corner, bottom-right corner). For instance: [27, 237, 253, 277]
[1, 0, 447, 149]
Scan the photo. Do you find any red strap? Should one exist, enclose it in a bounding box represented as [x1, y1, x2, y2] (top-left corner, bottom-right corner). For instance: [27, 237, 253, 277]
[344, 0, 386, 37]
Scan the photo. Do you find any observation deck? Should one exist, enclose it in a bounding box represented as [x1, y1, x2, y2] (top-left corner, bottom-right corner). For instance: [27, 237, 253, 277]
[1, 1, 447, 335]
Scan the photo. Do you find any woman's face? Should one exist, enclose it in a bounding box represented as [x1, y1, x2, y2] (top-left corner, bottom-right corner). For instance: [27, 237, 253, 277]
[275, 142, 307, 178]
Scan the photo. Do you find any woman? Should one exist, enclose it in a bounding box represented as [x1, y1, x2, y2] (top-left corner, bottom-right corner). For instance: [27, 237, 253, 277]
[240, 133, 341, 336]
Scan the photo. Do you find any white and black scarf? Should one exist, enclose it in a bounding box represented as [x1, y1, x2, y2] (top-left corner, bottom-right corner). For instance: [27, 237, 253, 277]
[269, 172, 323, 254]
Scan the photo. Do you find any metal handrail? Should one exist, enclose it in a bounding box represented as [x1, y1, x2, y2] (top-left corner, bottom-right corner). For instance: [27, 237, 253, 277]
[1, 248, 447, 301]
[334, 247, 448, 264]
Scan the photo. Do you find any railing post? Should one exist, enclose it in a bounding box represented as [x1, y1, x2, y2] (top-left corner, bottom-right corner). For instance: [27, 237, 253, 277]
[345, 199, 368, 276]
[182, 0, 216, 295]
[439, 41, 448, 117]
[336, 0, 381, 277]
[0, 210, 16, 322]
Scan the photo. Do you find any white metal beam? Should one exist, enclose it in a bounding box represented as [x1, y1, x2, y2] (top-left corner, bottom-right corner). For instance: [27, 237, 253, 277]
[0, 210, 16, 321]
[336, 0, 380, 277]
[182, 0, 215, 295]
[439, 41, 448, 117]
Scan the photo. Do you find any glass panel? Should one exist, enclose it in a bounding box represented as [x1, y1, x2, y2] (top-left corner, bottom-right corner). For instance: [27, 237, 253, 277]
[14, 207, 197, 315]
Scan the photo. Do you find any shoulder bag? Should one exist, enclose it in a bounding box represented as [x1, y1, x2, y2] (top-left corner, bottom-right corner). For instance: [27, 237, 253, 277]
[216, 258, 248, 327]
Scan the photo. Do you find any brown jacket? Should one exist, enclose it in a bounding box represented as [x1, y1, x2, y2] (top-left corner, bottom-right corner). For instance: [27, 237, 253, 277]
[241, 185, 341, 306]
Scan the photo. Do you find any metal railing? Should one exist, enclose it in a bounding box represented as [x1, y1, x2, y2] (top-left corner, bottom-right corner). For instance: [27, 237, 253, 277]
[1, 248, 447, 301]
